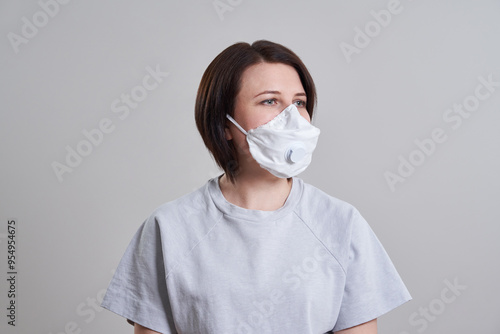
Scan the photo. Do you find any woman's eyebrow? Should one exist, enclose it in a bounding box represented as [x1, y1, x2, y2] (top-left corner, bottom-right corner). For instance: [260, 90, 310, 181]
[253, 91, 307, 98]
[254, 90, 280, 98]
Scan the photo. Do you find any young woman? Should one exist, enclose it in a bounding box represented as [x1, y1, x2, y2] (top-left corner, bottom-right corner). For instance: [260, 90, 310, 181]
[102, 40, 411, 334]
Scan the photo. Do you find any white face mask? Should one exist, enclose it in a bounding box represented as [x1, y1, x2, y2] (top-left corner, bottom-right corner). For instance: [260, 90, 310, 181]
[226, 104, 320, 178]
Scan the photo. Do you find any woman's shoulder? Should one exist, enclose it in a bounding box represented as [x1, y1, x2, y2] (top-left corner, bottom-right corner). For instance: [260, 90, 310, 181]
[296, 180, 371, 269]
[141, 179, 221, 237]
[138, 180, 223, 274]
[298, 179, 360, 220]
[155, 185, 206, 213]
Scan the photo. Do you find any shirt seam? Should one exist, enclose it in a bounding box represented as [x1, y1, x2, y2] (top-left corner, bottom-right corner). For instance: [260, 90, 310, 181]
[165, 211, 224, 279]
[207, 176, 301, 223]
[292, 210, 348, 275]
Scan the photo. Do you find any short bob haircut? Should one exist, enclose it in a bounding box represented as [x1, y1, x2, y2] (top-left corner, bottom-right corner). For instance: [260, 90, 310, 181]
[195, 40, 317, 182]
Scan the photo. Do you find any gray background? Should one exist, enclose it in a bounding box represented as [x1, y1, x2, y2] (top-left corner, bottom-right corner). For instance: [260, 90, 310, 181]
[1, 0, 499, 333]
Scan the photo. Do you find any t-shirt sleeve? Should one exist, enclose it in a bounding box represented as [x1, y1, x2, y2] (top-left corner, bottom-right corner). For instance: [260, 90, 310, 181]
[101, 216, 177, 333]
[332, 210, 412, 332]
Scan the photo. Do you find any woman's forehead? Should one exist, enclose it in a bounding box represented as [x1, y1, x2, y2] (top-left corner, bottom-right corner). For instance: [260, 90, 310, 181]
[239, 63, 305, 97]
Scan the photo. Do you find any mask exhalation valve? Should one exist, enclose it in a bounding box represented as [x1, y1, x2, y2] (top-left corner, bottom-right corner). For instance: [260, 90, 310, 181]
[286, 144, 306, 163]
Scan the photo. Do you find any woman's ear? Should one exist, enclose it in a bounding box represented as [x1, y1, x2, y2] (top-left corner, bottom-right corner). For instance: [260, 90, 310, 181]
[224, 123, 233, 140]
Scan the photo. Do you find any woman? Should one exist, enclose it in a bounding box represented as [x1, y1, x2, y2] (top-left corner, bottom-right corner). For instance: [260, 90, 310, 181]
[101, 40, 411, 334]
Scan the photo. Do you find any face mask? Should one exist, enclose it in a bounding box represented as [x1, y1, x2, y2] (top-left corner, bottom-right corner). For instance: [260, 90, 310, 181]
[226, 104, 320, 178]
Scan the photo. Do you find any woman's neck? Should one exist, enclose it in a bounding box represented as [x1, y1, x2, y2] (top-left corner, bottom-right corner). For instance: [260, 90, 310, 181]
[219, 172, 292, 211]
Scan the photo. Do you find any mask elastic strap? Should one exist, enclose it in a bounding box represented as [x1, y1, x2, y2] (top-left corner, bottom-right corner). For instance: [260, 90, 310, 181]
[226, 114, 248, 135]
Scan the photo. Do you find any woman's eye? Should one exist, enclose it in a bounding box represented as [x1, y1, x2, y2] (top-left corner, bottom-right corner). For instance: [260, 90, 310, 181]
[262, 99, 277, 105]
[294, 100, 306, 107]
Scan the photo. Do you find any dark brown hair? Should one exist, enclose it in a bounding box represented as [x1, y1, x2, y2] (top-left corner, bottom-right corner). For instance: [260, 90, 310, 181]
[195, 40, 317, 182]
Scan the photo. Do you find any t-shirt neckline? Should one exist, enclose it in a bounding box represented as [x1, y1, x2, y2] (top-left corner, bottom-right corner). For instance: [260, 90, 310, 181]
[207, 175, 303, 223]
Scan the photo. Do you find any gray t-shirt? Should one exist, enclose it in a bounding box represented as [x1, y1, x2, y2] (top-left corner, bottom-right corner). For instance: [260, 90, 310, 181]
[101, 176, 411, 333]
